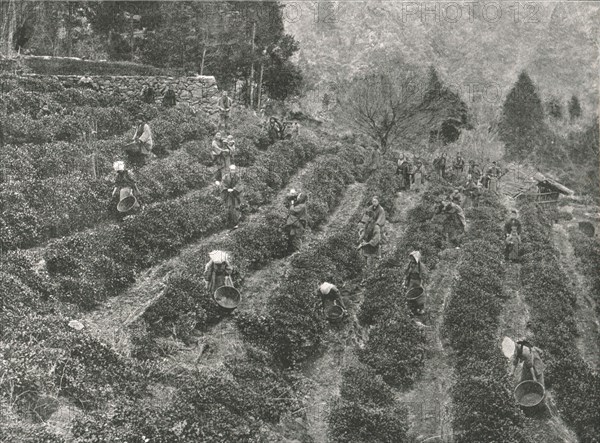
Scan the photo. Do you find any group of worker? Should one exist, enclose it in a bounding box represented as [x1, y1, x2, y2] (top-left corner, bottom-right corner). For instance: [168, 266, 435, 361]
[397, 150, 504, 195]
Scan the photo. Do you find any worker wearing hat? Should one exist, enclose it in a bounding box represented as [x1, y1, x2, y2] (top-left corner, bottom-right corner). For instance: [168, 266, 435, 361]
[284, 188, 308, 252]
[316, 281, 347, 317]
[403, 251, 427, 315]
[204, 250, 234, 294]
[111, 160, 140, 221]
[221, 164, 242, 229]
[437, 198, 466, 244]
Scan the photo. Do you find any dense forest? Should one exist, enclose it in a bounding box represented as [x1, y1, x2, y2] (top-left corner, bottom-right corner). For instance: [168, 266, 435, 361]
[0, 1, 303, 98]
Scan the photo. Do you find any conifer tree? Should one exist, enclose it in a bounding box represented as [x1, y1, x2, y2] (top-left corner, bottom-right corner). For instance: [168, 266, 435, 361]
[499, 71, 547, 160]
[568, 95, 582, 121]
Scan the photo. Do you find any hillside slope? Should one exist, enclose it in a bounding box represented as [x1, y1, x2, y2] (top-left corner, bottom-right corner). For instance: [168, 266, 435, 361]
[284, 1, 599, 122]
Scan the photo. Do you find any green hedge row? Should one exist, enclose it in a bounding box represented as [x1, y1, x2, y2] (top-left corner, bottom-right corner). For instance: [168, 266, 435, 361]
[70, 348, 298, 442]
[41, 137, 317, 310]
[327, 181, 456, 442]
[3, 106, 134, 145]
[443, 195, 529, 443]
[327, 365, 410, 443]
[568, 228, 600, 318]
[140, 145, 359, 352]
[1, 150, 216, 251]
[1, 105, 209, 183]
[519, 204, 600, 442]
[1, 85, 136, 116]
[0, 108, 233, 251]
[235, 181, 371, 367]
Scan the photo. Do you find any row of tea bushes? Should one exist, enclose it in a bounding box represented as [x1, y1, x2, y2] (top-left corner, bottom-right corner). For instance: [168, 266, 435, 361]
[519, 204, 600, 442]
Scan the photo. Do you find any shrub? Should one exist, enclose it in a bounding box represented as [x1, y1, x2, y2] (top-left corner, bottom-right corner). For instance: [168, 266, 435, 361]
[518, 203, 600, 441]
[42, 138, 318, 310]
[328, 400, 408, 443]
[442, 194, 528, 442]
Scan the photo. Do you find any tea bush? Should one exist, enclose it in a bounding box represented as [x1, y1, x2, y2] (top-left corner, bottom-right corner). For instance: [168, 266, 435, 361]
[41, 137, 318, 309]
[568, 228, 600, 316]
[442, 195, 529, 443]
[519, 204, 600, 442]
[143, 150, 358, 345]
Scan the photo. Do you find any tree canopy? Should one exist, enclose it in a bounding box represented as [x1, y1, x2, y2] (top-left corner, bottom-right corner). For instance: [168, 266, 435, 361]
[499, 71, 548, 160]
[0, 1, 302, 102]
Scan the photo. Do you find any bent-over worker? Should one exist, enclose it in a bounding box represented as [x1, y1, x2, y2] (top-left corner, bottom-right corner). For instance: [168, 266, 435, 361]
[204, 251, 234, 294]
[511, 339, 545, 387]
[438, 199, 466, 242]
[111, 161, 140, 221]
[358, 196, 386, 246]
[317, 282, 347, 316]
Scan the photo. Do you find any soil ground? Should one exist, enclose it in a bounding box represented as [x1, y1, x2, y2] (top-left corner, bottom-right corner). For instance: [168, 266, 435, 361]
[81, 161, 320, 355]
[399, 248, 460, 443]
[498, 196, 579, 443]
[300, 188, 420, 443]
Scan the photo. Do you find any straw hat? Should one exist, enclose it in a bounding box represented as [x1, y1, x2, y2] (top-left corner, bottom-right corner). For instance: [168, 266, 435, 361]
[319, 282, 335, 294]
[409, 251, 421, 263]
[113, 161, 125, 172]
[502, 336, 516, 358]
[209, 250, 229, 264]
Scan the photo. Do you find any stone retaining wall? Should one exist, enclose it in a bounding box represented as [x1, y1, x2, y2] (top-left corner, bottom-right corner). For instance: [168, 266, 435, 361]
[25, 73, 221, 113]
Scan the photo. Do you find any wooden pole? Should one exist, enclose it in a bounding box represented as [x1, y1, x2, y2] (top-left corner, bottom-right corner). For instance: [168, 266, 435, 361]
[130, 17, 134, 61]
[257, 60, 264, 113]
[249, 21, 256, 108]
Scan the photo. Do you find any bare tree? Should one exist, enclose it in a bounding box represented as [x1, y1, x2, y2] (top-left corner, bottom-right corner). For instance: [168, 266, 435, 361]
[340, 68, 421, 153]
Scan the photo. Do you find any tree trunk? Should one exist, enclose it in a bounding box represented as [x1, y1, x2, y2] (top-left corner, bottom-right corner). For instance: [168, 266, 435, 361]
[249, 21, 256, 109]
[1, 0, 18, 57]
[66, 3, 73, 57]
[257, 61, 264, 111]
[200, 45, 206, 75]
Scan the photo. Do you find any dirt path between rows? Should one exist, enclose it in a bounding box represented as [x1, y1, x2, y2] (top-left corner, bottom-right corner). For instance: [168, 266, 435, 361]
[551, 223, 600, 370]
[399, 248, 460, 443]
[498, 198, 578, 443]
[301, 189, 420, 443]
[81, 161, 317, 356]
[166, 182, 368, 374]
[498, 261, 578, 443]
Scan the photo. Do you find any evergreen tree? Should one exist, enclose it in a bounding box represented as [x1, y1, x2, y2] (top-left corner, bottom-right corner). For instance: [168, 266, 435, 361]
[421, 66, 469, 144]
[568, 95, 582, 121]
[499, 71, 547, 160]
